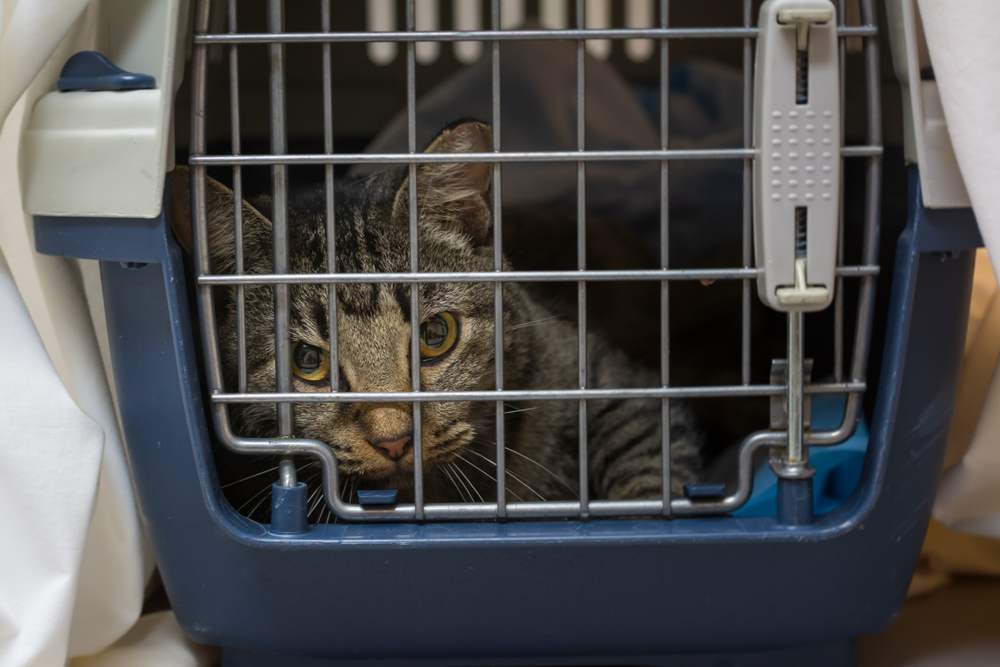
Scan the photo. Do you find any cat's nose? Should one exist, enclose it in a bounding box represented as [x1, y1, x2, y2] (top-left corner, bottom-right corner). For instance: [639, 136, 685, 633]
[371, 434, 412, 461]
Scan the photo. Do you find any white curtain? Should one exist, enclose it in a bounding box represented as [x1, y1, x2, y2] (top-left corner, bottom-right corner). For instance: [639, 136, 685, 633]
[0, 1, 211, 665]
[917, 0, 1000, 539]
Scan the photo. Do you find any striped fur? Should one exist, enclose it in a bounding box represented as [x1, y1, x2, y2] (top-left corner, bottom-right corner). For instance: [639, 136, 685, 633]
[204, 121, 705, 505]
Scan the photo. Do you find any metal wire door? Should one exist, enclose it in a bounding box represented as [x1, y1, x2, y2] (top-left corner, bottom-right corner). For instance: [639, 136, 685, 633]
[188, 0, 882, 523]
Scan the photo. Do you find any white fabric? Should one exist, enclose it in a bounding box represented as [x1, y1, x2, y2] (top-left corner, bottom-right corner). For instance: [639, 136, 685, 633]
[918, 0, 1000, 539]
[0, 1, 210, 665]
[0, 0, 89, 126]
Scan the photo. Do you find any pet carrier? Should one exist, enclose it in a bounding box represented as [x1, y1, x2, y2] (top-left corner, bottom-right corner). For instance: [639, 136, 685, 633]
[25, 0, 982, 664]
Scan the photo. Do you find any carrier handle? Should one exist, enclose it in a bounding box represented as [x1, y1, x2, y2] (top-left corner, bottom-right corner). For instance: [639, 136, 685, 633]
[753, 0, 841, 313]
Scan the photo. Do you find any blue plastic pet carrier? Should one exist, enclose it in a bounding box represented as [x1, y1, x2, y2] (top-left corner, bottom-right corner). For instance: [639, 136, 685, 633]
[29, 0, 983, 664]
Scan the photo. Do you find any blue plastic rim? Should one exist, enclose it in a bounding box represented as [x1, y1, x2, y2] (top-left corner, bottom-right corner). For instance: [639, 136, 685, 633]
[31, 169, 980, 664]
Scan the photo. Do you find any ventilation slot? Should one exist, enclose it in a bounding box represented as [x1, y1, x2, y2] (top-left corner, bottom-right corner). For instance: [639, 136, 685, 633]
[795, 207, 808, 258]
[796, 49, 809, 104]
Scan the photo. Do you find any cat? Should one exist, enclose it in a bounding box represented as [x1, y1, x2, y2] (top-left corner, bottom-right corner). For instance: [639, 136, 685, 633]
[181, 120, 705, 511]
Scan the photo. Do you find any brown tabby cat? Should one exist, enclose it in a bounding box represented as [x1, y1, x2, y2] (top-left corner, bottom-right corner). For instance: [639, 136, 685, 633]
[190, 121, 704, 512]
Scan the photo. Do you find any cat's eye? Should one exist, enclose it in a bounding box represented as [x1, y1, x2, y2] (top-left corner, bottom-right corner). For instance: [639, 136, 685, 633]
[292, 343, 330, 383]
[420, 312, 458, 361]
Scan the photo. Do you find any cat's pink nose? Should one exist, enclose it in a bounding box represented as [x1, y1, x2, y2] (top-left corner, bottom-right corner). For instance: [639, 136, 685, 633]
[372, 435, 412, 461]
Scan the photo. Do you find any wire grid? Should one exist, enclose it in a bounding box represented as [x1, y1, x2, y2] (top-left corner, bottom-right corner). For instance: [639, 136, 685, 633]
[189, 0, 883, 522]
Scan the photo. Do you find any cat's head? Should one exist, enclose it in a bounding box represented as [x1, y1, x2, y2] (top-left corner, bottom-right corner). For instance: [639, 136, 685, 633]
[179, 121, 508, 483]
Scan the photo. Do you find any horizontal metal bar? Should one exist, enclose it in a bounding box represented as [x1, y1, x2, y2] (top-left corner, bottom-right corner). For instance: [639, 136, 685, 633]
[840, 145, 884, 158]
[199, 265, 877, 286]
[191, 148, 752, 165]
[193, 25, 877, 45]
[189, 146, 882, 166]
[211, 381, 866, 404]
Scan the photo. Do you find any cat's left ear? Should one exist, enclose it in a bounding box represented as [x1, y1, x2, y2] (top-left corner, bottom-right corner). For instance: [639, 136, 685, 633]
[393, 120, 492, 245]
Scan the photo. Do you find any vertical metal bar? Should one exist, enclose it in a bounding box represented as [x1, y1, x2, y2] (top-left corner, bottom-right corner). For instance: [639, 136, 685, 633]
[191, 0, 213, 381]
[492, 0, 506, 517]
[322, 0, 338, 394]
[228, 0, 247, 394]
[834, 0, 846, 382]
[268, 0, 296, 487]
[658, 0, 671, 515]
[740, 0, 752, 386]
[786, 312, 805, 464]
[406, 0, 425, 518]
[575, 0, 589, 516]
[844, 0, 881, 420]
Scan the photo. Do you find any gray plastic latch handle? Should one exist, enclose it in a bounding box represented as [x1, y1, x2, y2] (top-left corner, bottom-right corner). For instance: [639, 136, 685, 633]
[753, 0, 840, 312]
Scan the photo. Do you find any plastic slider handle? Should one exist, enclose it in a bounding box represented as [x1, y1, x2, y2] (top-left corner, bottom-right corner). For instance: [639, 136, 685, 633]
[753, 0, 841, 313]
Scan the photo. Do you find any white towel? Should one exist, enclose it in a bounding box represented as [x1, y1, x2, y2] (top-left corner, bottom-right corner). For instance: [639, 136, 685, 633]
[918, 0, 1000, 539]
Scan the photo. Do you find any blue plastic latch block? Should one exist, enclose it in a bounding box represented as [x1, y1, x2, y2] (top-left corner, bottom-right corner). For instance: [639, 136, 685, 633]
[58, 51, 156, 92]
[734, 394, 869, 518]
[357, 489, 398, 507]
[269, 482, 308, 535]
[684, 483, 727, 500]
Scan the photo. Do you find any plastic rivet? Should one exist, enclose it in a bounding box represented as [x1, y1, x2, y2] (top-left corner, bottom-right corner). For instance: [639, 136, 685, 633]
[683, 483, 727, 500]
[358, 489, 399, 506]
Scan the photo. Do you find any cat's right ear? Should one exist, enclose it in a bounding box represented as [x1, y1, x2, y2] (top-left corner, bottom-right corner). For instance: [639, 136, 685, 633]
[170, 166, 272, 272]
[391, 121, 493, 245]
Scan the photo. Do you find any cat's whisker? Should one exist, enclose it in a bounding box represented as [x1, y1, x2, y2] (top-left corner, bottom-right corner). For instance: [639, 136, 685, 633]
[455, 454, 524, 503]
[222, 460, 316, 489]
[503, 406, 539, 415]
[246, 491, 271, 520]
[442, 464, 470, 503]
[509, 316, 559, 331]
[464, 449, 548, 501]
[308, 495, 326, 520]
[446, 464, 471, 503]
[236, 479, 279, 515]
[450, 461, 483, 503]
[307, 483, 326, 520]
[503, 446, 576, 495]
